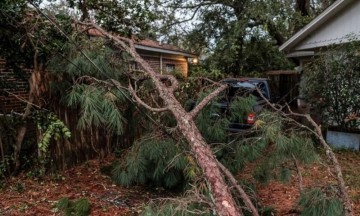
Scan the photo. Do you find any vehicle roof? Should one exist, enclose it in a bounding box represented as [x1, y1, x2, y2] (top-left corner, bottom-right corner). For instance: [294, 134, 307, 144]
[222, 78, 269, 83]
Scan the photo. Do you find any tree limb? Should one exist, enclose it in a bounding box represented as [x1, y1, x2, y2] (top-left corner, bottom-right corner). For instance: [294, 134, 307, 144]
[217, 161, 260, 216]
[78, 21, 243, 216]
[128, 83, 168, 112]
[189, 84, 227, 118]
[287, 107, 354, 216]
[158, 74, 179, 92]
[255, 88, 354, 216]
[292, 154, 303, 192]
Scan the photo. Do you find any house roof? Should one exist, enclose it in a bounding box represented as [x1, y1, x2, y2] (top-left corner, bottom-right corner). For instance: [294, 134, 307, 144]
[279, 0, 355, 53]
[86, 28, 197, 58]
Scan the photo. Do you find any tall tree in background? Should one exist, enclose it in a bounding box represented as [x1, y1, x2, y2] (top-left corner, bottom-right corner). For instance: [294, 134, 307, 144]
[154, 0, 332, 75]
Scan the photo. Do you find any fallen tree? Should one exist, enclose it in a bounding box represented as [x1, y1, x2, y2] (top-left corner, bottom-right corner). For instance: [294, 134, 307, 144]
[81, 22, 249, 216]
[23, 3, 351, 215]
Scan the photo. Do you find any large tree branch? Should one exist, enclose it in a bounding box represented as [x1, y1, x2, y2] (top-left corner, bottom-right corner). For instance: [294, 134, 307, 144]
[157, 1, 226, 31]
[128, 83, 168, 112]
[189, 84, 227, 118]
[157, 74, 179, 93]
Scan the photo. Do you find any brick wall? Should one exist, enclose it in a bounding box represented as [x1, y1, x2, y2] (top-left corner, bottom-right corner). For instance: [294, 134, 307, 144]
[0, 58, 30, 114]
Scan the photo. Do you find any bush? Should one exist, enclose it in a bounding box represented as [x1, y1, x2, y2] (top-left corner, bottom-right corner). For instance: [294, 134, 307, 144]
[298, 188, 343, 216]
[302, 40, 360, 129]
[112, 136, 193, 189]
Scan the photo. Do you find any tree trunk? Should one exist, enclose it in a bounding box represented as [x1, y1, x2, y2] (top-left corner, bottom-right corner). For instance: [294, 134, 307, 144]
[91, 24, 242, 216]
[13, 88, 34, 172]
[137, 53, 242, 216]
[14, 52, 43, 172]
[295, 0, 310, 16]
[0, 134, 5, 162]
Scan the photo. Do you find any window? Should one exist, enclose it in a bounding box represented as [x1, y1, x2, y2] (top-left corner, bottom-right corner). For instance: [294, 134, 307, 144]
[130, 61, 140, 71]
[166, 64, 175, 72]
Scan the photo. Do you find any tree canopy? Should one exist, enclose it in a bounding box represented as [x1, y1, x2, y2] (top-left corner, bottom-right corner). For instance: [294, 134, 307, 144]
[151, 0, 334, 75]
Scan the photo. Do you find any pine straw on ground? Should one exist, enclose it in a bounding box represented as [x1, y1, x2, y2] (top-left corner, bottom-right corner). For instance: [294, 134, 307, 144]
[251, 150, 360, 215]
[1, 151, 360, 215]
[0, 156, 166, 216]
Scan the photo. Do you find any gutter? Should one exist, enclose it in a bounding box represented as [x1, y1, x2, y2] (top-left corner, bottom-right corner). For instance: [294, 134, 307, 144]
[285, 51, 315, 58]
[135, 44, 197, 58]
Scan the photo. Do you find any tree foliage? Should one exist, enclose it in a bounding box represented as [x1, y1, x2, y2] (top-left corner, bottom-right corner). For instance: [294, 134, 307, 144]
[60, 0, 158, 38]
[298, 188, 343, 216]
[153, 0, 332, 75]
[54, 197, 91, 216]
[35, 111, 71, 153]
[112, 136, 193, 189]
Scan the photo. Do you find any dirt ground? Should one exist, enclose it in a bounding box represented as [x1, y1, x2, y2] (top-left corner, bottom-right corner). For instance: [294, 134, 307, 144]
[1, 151, 360, 215]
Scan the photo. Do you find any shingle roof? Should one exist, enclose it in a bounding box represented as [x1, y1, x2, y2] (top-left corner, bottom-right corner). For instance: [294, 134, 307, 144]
[86, 28, 197, 57]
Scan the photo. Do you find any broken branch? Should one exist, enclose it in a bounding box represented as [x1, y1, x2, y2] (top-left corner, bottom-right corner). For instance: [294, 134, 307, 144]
[128, 83, 168, 112]
[217, 161, 260, 216]
[189, 84, 227, 118]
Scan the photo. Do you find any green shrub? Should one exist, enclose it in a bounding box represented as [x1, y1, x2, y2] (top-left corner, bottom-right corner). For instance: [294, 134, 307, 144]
[302, 40, 360, 129]
[54, 197, 91, 216]
[298, 188, 343, 216]
[112, 136, 192, 189]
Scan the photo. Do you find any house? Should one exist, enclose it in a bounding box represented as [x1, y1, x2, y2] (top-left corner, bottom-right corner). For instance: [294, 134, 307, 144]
[279, 0, 360, 66]
[132, 39, 198, 77]
[0, 37, 197, 114]
[86, 29, 198, 78]
[279, 0, 360, 149]
[279, 0, 360, 110]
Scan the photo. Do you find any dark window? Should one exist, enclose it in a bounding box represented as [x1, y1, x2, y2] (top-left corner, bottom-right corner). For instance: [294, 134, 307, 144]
[130, 61, 140, 71]
[166, 64, 175, 72]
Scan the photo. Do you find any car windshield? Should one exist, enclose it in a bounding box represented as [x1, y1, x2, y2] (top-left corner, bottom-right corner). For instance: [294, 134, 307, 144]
[225, 80, 268, 100]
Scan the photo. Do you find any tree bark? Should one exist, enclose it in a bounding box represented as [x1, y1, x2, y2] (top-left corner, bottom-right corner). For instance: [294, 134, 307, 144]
[0, 134, 4, 162]
[295, 0, 310, 16]
[13, 74, 38, 171]
[90, 24, 242, 216]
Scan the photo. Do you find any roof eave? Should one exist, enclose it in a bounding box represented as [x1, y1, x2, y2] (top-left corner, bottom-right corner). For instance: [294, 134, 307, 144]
[286, 51, 315, 58]
[279, 0, 352, 52]
[135, 44, 197, 58]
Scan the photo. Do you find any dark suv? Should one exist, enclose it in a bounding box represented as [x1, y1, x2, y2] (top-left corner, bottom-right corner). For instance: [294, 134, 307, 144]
[218, 78, 273, 132]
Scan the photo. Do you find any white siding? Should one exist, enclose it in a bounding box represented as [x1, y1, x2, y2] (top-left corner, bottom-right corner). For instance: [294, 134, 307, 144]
[294, 1, 360, 51]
